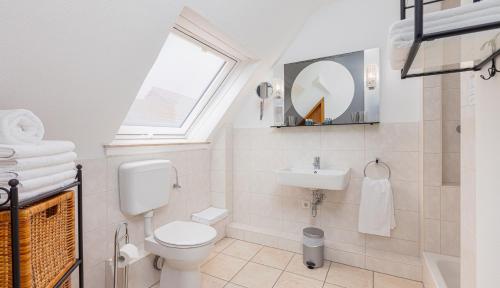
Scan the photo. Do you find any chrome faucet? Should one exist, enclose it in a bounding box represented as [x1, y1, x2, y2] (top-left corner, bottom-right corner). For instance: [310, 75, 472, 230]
[313, 156, 320, 170]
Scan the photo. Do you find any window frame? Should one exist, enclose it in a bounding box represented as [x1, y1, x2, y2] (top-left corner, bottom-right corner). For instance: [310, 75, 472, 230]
[117, 23, 239, 138]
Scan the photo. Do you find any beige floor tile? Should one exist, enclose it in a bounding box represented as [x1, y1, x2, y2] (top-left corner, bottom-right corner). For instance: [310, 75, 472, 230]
[323, 284, 344, 288]
[274, 272, 324, 288]
[201, 254, 247, 281]
[326, 263, 373, 288]
[214, 237, 236, 252]
[231, 262, 282, 288]
[285, 254, 331, 282]
[202, 273, 227, 288]
[251, 246, 294, 269]
[374, 273, 423, 288]
[203, 250, 219, 265]
[222, 240, 263, 260]
[224, 284, 246, 288]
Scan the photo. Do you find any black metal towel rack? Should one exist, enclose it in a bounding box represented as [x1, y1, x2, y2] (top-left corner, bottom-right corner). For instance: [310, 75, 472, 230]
[0, 165, 84, 288]
[400, 0, 500, 79]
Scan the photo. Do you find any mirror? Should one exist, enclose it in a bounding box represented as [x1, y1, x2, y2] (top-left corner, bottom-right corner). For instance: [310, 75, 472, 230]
[283, 48, 380, 126]
[291, 61, 355, 122]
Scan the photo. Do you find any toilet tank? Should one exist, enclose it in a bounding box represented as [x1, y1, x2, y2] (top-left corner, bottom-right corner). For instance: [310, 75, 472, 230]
[118, 160, 172, 216]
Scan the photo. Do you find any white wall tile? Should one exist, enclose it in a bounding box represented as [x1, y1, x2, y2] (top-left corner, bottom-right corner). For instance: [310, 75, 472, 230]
[441, 221, 460, 257]
[423, 87, 442, 121]
[423, 186, 441, 220]
[321, 125, 365, 150]
[423, 153, 442, 186]
[424, 121, 442, 153]
[392, 181, 419, 212]
[424, 219, 441, 253]
[441, 186, 460, 222]
[392, 210, 419, 242]
[366, 235, 419, 257]
[365, 123, 419, 152]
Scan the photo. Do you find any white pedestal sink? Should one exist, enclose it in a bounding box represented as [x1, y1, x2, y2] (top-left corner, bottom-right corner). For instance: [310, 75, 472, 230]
[276, 168, 351, 190]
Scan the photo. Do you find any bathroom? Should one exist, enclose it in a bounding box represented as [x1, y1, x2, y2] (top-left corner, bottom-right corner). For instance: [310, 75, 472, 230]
[0, 0, 499, 287]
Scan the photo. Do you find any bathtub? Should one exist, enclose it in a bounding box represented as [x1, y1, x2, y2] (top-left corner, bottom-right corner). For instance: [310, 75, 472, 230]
[423, 252, 460, 288]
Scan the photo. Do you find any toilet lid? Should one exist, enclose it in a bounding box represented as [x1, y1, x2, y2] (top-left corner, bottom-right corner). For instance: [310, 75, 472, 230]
[154, 221, 217, 248]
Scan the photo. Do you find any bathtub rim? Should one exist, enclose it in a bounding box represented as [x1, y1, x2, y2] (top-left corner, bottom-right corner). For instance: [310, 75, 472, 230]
[423, 252, 460, 288]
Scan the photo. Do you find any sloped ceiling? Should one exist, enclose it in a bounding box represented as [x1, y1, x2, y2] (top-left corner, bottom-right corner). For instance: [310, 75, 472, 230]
[0, 0, 326, 158]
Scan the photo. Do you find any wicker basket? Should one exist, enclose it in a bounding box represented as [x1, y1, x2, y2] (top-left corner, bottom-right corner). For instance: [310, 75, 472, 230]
[0, 191, 76, 288]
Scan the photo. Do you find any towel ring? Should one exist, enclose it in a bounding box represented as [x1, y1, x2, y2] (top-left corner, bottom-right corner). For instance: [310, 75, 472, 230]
[364, 158, 391, 179]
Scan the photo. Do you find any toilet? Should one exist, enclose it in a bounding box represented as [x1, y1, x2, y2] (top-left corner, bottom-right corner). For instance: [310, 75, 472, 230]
[118, 160, 218, 288]
[145, 221, 216, 288]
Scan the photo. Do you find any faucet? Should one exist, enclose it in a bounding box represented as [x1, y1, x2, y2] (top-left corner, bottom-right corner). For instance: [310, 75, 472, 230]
[313, 156, 320, 170]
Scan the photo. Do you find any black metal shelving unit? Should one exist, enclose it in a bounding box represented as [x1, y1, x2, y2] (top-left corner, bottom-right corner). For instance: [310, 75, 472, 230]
[0, 165, 84, 288]
[400, 0, 500, 79]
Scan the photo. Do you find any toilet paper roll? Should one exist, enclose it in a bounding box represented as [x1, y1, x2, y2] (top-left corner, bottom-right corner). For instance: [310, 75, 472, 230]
[118, 243, 139, 268]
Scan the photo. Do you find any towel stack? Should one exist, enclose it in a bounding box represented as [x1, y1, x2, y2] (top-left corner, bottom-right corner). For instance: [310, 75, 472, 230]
[0, 110, 77, 201]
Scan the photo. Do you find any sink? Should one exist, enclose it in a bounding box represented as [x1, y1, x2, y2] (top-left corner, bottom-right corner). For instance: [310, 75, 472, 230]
[276, 168, 350, 190]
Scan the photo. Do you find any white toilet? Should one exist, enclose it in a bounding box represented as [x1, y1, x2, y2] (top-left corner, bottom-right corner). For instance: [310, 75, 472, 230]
[118, 160, 218, 288]
[145, 221, 216, 288]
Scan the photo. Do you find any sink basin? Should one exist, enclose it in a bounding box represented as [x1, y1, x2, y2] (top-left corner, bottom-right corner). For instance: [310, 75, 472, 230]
[276, 168, 350, 190]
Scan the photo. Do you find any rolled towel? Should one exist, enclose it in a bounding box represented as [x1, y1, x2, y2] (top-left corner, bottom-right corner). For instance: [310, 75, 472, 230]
[0, 141, 75, 159]
[0, 162, 76, 182]
[0, 169, 77, 192]
[0, 152, 77, 171]
[0, 109, 45, 144]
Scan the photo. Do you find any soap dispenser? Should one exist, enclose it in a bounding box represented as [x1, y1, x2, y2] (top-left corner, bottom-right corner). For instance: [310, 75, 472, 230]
[273, 83, 284, 126]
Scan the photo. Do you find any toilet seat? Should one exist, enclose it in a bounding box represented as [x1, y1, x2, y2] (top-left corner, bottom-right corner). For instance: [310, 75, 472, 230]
[154, 221, 217, 248]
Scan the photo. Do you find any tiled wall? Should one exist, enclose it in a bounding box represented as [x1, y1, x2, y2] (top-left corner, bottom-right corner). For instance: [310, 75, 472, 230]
[230, 124, 422, 280]
[460, 72, 476, 287]
[442, 73, 461, 185]
[210, 125, 233, 210]
[77, 148, 211, 288]
[422, 75, 461, 257]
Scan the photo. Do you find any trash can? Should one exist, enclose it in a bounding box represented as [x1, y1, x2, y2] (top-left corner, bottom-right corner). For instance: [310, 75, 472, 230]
[303, 227, 324, 269]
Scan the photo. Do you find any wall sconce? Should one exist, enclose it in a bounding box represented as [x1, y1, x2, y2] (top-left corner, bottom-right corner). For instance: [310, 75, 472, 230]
[366, 64, 378, 90]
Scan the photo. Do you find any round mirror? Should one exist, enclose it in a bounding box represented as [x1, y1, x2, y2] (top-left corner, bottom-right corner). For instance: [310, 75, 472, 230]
[291, 61, 355, 123]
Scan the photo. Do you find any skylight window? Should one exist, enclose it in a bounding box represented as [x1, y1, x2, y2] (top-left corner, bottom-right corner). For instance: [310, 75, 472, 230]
[119, 26, 238, 137]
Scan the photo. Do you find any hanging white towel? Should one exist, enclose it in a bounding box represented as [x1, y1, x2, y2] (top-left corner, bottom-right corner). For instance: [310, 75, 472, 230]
[0, 162, 76, 182]
[0, 152, 77, 171]
[0, 109, 45, 144]
[0, 141, 75, 159]
[358, 177, 396, 237]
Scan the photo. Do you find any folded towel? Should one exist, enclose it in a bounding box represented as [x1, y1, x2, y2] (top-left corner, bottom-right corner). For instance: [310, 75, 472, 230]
[0, 109, 45, 144]
[0, 141, 75, 159]
[0, 152, 77, 171]
[0, 170, 77, 192]
[358, 177, 396, 237]
[0, 178, 76, 203]
[0, 162, 76, 182]
[388, 0, 500, 69]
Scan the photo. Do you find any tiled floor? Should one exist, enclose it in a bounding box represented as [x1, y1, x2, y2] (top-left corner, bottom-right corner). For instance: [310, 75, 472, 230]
[153, 238, 424, 288]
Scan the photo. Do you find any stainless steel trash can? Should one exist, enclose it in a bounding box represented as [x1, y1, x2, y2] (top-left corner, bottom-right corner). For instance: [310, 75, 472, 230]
[303, 227, 324, 269]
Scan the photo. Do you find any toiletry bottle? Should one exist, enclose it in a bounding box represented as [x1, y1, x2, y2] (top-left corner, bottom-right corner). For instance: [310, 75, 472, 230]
[273, 88, 284, 126]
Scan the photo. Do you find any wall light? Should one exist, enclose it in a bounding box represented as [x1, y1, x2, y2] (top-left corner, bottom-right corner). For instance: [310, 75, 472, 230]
[366, 64, 378, 90]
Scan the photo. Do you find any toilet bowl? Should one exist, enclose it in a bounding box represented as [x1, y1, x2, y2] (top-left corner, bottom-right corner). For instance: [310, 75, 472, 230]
[145, 221, 217, 288]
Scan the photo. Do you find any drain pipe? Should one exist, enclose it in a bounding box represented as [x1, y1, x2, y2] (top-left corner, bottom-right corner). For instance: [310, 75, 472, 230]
[144, 210, 154, 238]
